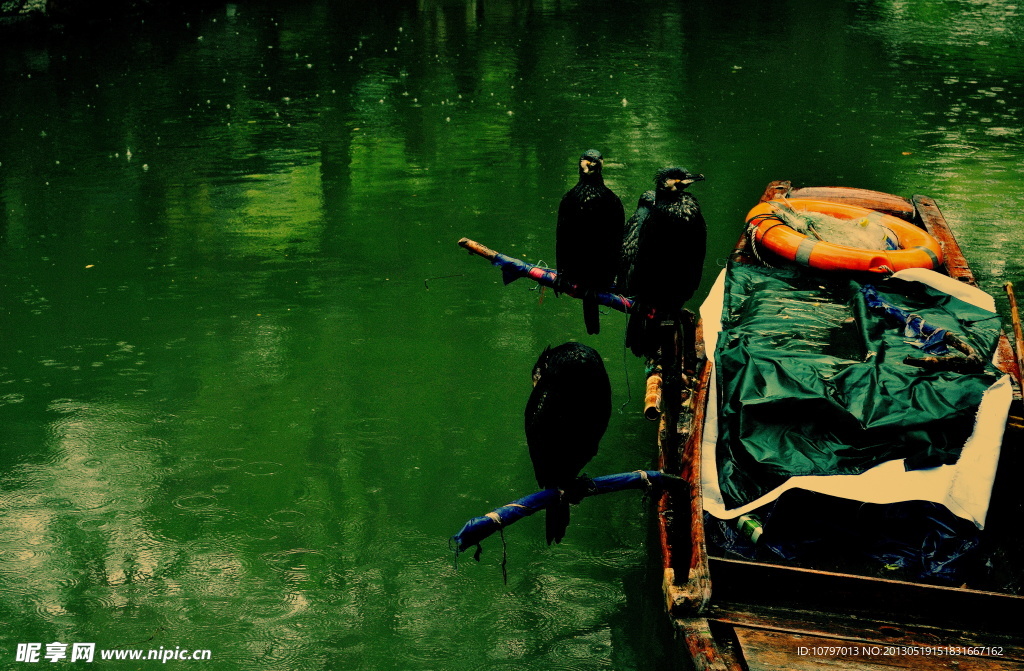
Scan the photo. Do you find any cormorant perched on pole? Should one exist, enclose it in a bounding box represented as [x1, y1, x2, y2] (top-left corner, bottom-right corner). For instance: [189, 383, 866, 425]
[556, 149, 625, 335]
[619, 167, 706, 358]
[525, 342, 612, 545]
[618, 189, 655, 285]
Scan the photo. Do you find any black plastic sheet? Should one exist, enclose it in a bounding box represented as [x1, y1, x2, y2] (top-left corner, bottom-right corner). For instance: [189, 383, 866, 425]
[705, 489, 983, 585]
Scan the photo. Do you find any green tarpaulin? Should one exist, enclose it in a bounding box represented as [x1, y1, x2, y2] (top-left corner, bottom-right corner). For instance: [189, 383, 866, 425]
[714, 263, 1003, 509]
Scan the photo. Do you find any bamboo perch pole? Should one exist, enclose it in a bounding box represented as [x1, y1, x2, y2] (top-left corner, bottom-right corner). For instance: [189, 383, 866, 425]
[1004, 282, 1024, 386]
[643, 369, 663, 421]
[458, 237, 500, 260]
[457, 237, 635, 314]
[450, 470, 686, 555]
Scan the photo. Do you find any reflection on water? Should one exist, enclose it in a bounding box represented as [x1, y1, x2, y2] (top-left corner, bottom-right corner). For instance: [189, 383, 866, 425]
[1, 0, 1023, 668]
[0, 400, 163, 624]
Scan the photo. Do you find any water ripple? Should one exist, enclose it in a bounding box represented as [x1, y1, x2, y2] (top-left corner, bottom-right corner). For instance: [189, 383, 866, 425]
[121, 437, 171, 453]
[172, 494, 220, 511]
[927, 142, 979, 157]
[259, 548, 335, 589]
[75, 517, 110, 531]
[240, 590, 311, 624]
[265, 510, 305, 527]
[549, 627, 613, 661]
[213, 458, 245, 470]
[243, 461, 283, 476]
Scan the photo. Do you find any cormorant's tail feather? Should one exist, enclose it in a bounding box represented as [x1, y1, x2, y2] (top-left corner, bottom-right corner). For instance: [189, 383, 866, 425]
[583, 296, 600, 335]
[545, 500, 571, 545]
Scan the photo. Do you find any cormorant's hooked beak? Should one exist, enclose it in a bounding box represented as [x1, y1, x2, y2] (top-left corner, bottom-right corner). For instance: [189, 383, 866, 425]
[580, 158, 599, 174]
[667, 173, 705, 190]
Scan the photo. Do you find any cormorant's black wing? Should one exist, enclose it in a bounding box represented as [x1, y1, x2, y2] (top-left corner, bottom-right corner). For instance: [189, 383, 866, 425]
[524, 344, 611, 489]
[526, 388, 610, 487]
[617, 190, 655, 295]
[555, 185, 589, 308]
[525, 384, 560, 489]
[524, 382, 575, 545]
[678, 204, 709, 304]
[554, 193, 569, 279]
[591, 185, 627, 288]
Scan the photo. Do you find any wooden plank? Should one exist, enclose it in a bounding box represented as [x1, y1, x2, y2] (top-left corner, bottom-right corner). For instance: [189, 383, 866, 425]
[788, 187, 916, 221]
[913, 195, 976, 285]
[659, 354, 714, 615]
[733, 627, 1022, 671]
[709, 605, 1024, 659]
[761, 180, 792, 203]
[682, 358, 713, 599]
[996, 333, 1023, 399]
[674, 617, 736, 671]
[1003, 283, 1024, 390]
[708, 557, 1024, 638]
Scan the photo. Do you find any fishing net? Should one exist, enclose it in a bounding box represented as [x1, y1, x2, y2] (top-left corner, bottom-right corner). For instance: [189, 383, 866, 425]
[768, 200, 899, 250]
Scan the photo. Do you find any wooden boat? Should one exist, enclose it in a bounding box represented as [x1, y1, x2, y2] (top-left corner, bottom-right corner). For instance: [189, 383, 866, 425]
[657, 181, 1024, 670]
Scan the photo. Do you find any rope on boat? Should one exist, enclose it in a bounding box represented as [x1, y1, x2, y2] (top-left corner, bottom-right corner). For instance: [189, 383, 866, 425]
[745, 214, 781, 268]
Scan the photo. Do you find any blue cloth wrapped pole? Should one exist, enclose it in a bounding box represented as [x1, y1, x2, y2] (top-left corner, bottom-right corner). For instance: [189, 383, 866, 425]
[450, 470, 686, 555]
[458, 237, 635, 314]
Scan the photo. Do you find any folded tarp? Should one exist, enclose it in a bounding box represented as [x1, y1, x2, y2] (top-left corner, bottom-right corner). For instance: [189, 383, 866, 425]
[700, 264, 1011, 528]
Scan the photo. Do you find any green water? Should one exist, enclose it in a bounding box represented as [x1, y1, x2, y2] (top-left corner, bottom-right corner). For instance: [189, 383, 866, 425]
[1, 1, 1022, 668]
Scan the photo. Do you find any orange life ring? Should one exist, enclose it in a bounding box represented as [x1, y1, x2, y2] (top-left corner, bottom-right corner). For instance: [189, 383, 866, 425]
[746, 199, 944, 274]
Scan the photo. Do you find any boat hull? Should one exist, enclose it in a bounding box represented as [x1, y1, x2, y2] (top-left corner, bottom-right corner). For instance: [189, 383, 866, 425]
[658, 181, 1024, 670]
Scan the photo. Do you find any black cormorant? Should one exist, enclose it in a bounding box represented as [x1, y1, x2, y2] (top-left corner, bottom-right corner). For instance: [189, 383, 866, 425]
[617, 188, 655, 292]
[619, 167, 706, 358]
[556, 149, 625, 335]
[525, 342, 612, 544]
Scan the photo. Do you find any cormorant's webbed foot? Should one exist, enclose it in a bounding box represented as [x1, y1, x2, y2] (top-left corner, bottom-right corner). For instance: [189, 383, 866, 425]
[553, 275, 572, 297]
[565, 474, 598, 505]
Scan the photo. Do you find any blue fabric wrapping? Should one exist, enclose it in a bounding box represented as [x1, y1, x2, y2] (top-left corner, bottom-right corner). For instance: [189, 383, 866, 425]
[451, 470, 683, 553]
[861, 284, 949, 354]
[489, 252, 634, 314]
[492, 252, 548, 286]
